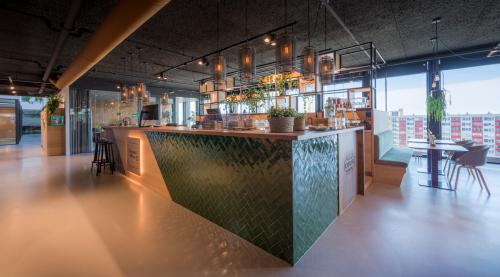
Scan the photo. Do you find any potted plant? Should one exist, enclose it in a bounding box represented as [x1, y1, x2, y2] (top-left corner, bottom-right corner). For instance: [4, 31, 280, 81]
[293, 112, 305, 131]
[45, 94, 62, 116]
[268, 107, 295, 133]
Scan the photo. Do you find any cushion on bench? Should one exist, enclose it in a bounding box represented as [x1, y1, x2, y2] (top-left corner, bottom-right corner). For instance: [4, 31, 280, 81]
[379, 147, 413, 167]
[375, 130, 413, 167]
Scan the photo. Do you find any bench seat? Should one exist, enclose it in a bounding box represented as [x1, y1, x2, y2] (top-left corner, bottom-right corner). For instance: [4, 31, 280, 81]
[374, 130, 413, 186]
[378, 147, 413, 167]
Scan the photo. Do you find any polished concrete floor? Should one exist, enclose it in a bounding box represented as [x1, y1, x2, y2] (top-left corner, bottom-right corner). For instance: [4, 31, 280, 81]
[1, 134, 499, 276]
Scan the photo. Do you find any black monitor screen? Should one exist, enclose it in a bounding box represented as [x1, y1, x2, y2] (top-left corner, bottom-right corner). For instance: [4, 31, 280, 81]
[141, 104, 159, 120]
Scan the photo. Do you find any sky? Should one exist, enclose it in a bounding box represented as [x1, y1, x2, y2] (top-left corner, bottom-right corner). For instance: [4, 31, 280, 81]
[377, 63, 500, 115]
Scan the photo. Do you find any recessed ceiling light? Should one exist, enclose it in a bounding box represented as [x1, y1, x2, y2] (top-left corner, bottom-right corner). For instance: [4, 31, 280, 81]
[12, 90, 16, 94]
[10, 86, 15, 90]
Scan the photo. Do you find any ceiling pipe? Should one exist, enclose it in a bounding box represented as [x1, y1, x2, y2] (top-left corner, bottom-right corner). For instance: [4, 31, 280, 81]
[320, 0, 371, 59]
[54, 0, 171, 90]
[38, 0, 84, 94]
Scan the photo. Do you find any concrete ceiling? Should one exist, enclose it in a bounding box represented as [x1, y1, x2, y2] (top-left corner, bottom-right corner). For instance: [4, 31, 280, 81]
[0, 0, 499, 96]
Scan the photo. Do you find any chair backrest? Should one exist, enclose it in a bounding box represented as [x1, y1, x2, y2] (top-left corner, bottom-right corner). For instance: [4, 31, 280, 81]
[457, 145, 489, 167]
[456, 140, 474, 148]
[375, 130, 394, 160]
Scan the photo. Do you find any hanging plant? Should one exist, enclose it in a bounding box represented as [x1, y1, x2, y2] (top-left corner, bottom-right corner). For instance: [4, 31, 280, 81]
[426, 90, 447, 121]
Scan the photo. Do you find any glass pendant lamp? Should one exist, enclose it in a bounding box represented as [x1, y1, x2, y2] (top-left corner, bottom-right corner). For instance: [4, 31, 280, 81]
[319, 55, 335, 85]
[137, 82, 145, 98]
[319, 7, 334, 85]
[239, 0, 256, 81]
[240, 46, 256, 81]
[142, 90, 149, 104]
[128, 86, 136, 100]
[301, 0, 317, 81]
[212, 54, 226, 88]
[276, 33, 296, 73]
[120, 86, 129, 103]
[276, 0, 296, 73]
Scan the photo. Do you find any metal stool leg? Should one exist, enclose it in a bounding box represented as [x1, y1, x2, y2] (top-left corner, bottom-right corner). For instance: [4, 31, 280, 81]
[108, 143, 115, 174]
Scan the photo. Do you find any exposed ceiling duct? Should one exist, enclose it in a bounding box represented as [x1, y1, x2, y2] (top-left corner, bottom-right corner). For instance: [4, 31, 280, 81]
[38, 0, 84, 94]
[54, 0, 171, 90]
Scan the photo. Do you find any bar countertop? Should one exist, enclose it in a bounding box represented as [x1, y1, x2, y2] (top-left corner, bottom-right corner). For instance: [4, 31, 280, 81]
[106, 125, 364, 140]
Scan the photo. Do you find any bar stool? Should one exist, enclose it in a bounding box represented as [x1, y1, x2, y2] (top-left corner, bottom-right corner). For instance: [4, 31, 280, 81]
[91, 138, 115, 176]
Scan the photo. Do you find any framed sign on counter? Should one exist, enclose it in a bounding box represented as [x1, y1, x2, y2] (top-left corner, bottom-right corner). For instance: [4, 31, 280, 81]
[127, 137, 141, 175]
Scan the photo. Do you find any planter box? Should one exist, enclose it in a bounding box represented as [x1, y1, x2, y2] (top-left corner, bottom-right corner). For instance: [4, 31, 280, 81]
[294, 118, 305, 131]
[269, 117, 294, 133]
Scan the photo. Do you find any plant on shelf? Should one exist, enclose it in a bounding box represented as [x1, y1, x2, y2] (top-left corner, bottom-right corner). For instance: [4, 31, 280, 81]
[45, 94, 62, 116]
[275, 75, 287, 96]
[427, 90, 447, 121]
[267, 107, 296, 133]
[244, 86, 267, 113]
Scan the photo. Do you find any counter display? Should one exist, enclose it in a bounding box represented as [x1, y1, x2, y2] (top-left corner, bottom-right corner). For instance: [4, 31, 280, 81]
[107, 126, 364, 264]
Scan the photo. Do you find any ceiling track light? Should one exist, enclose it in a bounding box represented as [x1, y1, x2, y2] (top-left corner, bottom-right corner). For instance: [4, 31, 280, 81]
[157, 72, 167, 80]
[198, 57, 209, 66]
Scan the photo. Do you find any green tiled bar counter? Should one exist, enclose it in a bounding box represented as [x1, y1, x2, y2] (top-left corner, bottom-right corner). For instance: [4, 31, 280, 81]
[143, 127, 363, 264]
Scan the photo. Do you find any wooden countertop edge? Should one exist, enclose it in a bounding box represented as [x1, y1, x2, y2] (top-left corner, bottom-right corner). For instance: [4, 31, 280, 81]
[105, 126, 365, 141]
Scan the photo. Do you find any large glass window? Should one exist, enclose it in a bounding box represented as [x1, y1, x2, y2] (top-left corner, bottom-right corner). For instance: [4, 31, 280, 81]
[377, 73, 427, 146]
[441, 64, 500, 157]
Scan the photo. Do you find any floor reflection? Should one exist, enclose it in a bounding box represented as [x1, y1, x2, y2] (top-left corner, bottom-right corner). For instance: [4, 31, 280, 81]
[1, 135, 500, 276]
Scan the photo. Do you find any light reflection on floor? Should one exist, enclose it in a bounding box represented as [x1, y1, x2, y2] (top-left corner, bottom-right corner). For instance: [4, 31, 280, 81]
[0, 135, 499, 276]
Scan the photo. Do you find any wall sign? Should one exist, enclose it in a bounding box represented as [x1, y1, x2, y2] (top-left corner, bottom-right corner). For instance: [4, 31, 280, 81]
[127, 137, 141, 175]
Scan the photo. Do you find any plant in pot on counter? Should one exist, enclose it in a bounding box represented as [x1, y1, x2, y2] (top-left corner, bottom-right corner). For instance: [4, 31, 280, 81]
[293, 112, 306, 131]
[267, 107, 296, 133]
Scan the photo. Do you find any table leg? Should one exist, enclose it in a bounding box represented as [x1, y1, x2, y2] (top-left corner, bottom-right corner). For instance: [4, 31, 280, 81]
[418, 149, 452, 190]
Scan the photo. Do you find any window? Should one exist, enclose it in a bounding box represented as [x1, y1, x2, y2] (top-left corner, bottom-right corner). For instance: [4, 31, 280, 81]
[379, 73, 427, 146]
[442, 63, 500, 157]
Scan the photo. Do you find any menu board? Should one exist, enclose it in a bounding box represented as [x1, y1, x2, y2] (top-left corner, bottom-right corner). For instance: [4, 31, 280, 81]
[127, 137, 141, 176]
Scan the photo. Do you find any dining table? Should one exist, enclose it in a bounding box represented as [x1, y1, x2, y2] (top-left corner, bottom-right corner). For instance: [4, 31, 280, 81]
[408, 141, 469, 190]
[408, 138, 456, 145]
